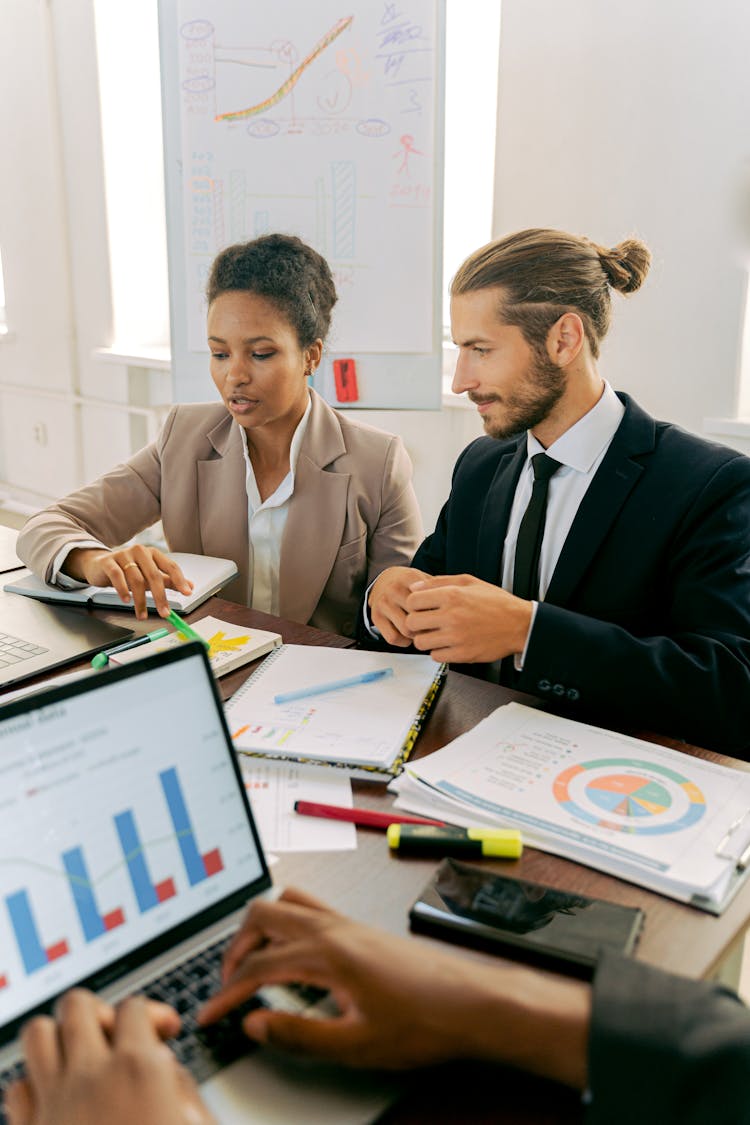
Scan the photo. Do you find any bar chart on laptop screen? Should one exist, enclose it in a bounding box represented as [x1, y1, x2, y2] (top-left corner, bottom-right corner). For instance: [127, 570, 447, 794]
[0, 658, 264, 1023]
[5, 765, 226, 975]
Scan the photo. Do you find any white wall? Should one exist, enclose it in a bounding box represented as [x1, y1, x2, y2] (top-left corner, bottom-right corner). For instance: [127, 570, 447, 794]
[493, 0, 750, 442]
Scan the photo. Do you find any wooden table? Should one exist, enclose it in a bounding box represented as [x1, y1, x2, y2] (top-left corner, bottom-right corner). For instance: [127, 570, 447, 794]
[169, 602, 747, 985]
[188, 602, 750, 1123]
[5, 595, 749, 1123]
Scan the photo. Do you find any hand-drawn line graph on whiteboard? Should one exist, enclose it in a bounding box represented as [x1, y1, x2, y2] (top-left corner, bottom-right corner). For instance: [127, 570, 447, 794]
[176, 0, 439, 355]
[213, 16, 354, 123]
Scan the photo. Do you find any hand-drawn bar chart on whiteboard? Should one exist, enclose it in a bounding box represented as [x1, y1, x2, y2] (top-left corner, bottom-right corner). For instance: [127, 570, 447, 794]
[175, 0, 440, 355]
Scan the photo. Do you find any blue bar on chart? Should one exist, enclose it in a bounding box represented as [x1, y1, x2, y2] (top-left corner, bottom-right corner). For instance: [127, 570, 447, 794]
[6, 891, 46, 974]
[5, 890, 69, 975]
[62, 846, 126, 941]
[159, 767, 208, 886]
[63, 847, 105, 941]
[114, 810, 159, 912]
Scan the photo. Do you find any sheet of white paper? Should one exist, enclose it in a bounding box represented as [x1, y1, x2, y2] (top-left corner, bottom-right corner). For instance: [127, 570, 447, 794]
[240, 758, 356, 852]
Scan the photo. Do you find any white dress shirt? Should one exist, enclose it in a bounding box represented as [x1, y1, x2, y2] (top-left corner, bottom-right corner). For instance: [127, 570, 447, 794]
[503, 380, 625, 599]
[241, 394, 312, 614]
[503, 380, 624, 667]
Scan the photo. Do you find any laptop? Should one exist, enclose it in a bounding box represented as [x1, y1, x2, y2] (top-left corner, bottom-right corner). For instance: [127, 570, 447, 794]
[0, 588, 134, 689]
[0, 643, 392, 1124]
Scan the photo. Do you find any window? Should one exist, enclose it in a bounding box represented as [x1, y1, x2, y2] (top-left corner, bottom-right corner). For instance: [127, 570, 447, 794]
[93, 0, 170, 351]
[443, 1, 502, 330]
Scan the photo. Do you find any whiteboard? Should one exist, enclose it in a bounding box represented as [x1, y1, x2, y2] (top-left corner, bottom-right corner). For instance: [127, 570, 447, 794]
[158, 0, 445, 408]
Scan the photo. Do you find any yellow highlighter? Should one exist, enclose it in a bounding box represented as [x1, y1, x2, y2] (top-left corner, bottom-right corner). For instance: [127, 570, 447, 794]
[387, 824, 523, 859]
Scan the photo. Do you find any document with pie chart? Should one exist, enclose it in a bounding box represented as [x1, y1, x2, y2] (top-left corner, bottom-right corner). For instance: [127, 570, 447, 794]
[393, 703, 750, 913]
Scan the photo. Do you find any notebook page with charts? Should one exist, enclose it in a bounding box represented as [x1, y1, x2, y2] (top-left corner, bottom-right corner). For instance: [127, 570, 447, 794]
[5, 553, 238, 614]
[225, 645, 446, 779]
[391, 702, 750, 914]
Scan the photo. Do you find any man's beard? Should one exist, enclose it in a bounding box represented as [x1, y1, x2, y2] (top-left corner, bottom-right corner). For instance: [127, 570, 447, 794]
[471, 352, 567, 440]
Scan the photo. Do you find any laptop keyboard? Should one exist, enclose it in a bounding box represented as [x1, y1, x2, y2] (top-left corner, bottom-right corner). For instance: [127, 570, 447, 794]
[146, 934, 265, 1082]
[0, 933, 332, 1118]
[0, 633, 48, 668]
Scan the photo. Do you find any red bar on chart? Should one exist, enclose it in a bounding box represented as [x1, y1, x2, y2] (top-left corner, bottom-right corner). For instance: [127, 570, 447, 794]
[46, 941, 69, 963]
[155, 878, 177, 903]
[102, 909, 126, 931]
[202, 848, 224, 877]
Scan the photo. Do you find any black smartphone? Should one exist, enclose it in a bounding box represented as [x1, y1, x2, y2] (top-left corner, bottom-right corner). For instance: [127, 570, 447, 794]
[409, 859, 644, 978]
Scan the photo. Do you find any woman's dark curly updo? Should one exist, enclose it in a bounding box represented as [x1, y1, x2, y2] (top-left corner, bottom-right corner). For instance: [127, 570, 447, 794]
[206, 233, 338, 348]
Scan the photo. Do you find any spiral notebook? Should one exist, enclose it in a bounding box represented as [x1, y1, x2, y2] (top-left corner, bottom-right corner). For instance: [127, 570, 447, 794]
[225, 645, 446, 779]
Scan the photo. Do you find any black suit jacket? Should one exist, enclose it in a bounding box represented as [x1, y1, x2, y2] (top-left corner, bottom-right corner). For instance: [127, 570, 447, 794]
[589, 952, 750, 1124]
[409, 394, 750, 756]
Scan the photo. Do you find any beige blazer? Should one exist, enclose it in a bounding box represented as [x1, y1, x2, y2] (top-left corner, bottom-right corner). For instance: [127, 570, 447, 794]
[17, 390, 423, 636]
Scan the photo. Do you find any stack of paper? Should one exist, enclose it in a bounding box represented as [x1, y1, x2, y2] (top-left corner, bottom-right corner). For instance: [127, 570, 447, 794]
[392, 703, 750, 914]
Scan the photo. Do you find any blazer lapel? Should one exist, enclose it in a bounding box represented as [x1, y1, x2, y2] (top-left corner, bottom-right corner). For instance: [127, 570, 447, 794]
[278, 393, 348, 624]
[546, 394, 655, 605]
[197, 416, 250, 603]
[476, 441, 527, 581]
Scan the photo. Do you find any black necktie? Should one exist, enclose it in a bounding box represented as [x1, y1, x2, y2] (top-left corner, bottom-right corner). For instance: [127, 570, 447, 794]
[512, 453, 562, 601]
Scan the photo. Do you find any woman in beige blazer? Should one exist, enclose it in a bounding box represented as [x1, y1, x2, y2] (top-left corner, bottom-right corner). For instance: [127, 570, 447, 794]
[17, 235, 423, 637]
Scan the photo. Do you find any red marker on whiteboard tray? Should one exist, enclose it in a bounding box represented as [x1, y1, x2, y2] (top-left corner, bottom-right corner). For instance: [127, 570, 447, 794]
[333, 358, 359, 402]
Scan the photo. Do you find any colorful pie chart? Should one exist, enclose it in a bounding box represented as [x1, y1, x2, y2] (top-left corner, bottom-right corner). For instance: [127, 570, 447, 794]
[553, 758, 706, 835]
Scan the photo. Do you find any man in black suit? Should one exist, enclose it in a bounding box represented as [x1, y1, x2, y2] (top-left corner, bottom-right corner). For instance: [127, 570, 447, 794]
[366, 229, 750, 755]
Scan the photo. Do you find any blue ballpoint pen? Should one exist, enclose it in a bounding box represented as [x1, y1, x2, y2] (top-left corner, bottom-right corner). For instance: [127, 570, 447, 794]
[273, 667, 394, 704]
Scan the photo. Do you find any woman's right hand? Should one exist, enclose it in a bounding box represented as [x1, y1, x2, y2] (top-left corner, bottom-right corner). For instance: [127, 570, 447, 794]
[64, 546, 193, 619]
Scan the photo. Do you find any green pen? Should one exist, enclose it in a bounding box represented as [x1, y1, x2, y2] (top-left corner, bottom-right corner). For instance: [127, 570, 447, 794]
[91, 626, 170, 669]
[166, 609, 210, 649]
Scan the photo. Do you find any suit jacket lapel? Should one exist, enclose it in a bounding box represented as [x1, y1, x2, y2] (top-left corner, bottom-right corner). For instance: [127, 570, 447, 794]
[197, 415, 250, 603]
[546, 394, 655, 605]
[278, 393, 349, 624]
[476, 440, 527, 581]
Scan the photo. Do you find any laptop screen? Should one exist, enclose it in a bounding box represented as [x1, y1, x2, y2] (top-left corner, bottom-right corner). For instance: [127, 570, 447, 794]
[0, 644, 269, 1041]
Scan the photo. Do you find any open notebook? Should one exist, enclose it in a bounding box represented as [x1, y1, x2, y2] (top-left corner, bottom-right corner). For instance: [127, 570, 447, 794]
[226, 645, 447, 779]
[5, 553, 238, 614]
